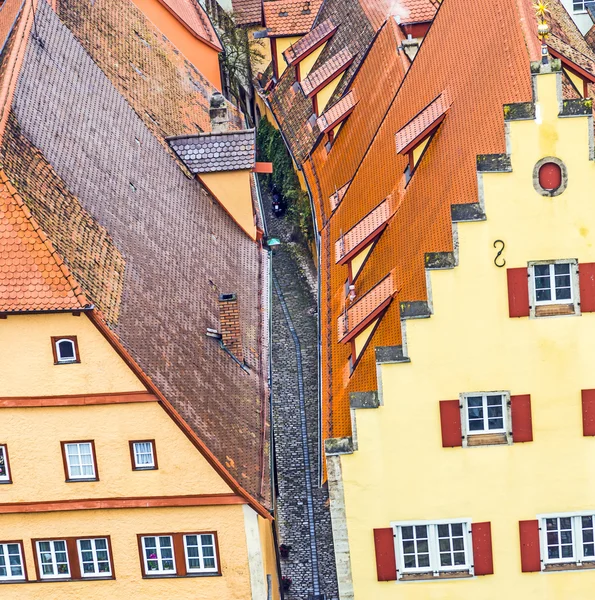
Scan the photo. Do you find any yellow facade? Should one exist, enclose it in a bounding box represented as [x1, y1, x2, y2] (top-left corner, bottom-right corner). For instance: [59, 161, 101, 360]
[332, 71, 595, 598]
[274, 36, 301, 78]
[316, 74, 343, 115]
[299, 44, 325, 81]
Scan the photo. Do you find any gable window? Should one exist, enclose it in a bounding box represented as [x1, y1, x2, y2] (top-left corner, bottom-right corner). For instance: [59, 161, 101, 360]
[77, 538, 112, 577]
[141, 536, 176, 576]
[184, 534, 218, 573]
[0, 542, 25, 581]
[540, 513, 595, 568]
[36, 540, 70, 579]
[529, 260, 579, 317]
[393, 520, 472, 579]
[51, 336, 80, 364]
[130, 440, 157, 470]
[62, 441, 98, 481]
[0, 445, 11, 483]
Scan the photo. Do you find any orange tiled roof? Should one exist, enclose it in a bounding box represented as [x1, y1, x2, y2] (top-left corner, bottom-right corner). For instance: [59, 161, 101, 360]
[358, 0, 438, 31]
[301, 47, 355, 97]
[232, 0, 263, 25]
[159, 0, 222, 51]
[317, 90, 357, 133]
[338, 271, 396, 341]
[264, 0, 323, 36]
[395, 92, 451, 153]
[0, 172, 88, 313]
[283, 18, 337, 65]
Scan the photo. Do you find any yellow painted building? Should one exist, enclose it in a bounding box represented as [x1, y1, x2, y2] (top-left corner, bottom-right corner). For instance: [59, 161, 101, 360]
[325, 65, 595, 599]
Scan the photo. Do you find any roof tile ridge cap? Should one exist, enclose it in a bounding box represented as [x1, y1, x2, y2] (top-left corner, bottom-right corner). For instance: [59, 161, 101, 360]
[1, 171, 90, 309]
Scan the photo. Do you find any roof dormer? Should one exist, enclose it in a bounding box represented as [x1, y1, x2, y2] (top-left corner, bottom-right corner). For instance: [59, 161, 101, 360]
[317, 90, 357, 150]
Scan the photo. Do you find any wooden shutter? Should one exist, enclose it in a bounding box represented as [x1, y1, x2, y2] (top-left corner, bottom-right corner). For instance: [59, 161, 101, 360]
[373, 528, 397, 581]
[507, 268, 530, 317]
[439, 400, 462, 447]
[511, 395, 533, 443]
[579, 263, 595, 313]
[582, 389, 595, 436]
[519, 520, 541, 572]
[471, 522, 494, 575]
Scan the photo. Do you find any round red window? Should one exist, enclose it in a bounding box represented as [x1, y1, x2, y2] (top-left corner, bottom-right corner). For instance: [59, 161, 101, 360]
[538, 162, 562, 191]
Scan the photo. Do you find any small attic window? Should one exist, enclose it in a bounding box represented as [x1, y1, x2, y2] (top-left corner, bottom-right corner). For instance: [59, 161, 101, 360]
[52, 336, 80, 365]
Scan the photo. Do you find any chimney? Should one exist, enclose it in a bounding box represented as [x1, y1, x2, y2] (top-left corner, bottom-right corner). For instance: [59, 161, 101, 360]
[219, 293, 243, 362]
[209, 93, 229, 133]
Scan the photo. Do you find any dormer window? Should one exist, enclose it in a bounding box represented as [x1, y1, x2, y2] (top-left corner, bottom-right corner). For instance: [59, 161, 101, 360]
[51, 336, 80, 365]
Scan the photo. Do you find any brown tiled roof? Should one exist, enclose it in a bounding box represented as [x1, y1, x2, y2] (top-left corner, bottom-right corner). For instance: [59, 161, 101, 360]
[168, 130, 256, 173]
[0, 171, 89, 314]
[283, 18, 337, 65]
[159, 0, 223, 51]
[264, 0, 323, 36]
[6, 1, 270, 505]
[232, 0, 263, 26]
[300, 47, 355, 96]
[317, 90, 357, 133]
[548, 35, 595, 79]
[395, 92, 451, 153]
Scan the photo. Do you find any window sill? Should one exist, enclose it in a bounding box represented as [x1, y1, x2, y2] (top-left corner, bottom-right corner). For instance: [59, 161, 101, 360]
[544, 562, 595, 572]
[65, 479, 99, 483]
[142, 573, 222, 579]
[466, 433, 508, 447]
[54, 361, 81, 365]
[0, 480, 12, 484]
[23, 576, 114, 583]
[399, 570, 472, 581]
[534, 304, 576, 318]
[132, 467, 158, 471]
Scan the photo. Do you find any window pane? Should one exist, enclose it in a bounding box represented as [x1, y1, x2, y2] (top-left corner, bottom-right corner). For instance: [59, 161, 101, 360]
[400, 525, 429, 571]
[134, 442, 154, 467]
[58, 340, 75, 360]
[0, 447, 8, 479]
[582, 516, 595, 559]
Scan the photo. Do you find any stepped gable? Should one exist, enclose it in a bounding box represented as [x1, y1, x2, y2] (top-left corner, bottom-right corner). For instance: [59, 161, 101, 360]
[159, 0, 223, 51]
[6, 1, 270, 505]
[264, 0, 323, 36]
[232, 0, 263, 25]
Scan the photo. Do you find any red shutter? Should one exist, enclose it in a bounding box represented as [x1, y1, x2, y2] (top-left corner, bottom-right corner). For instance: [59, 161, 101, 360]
[507, 268, 530, 317]
[439, 400, 462, 447]
[471, 522, 494, 575]
[373, 528, 397, 581]
[511, 394, 533, 443]
[579, 263, 595, 313]
[582, 389, 595, 436]
[519, 520, 541, 572]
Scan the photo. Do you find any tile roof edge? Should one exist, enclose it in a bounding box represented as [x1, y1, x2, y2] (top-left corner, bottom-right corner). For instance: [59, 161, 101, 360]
[0, 170, 90, 310]
[87, 311, 273, 519]
[301, 49, 357, 97]
[166, 128, 256, 141]
[548, 38, 595, 80]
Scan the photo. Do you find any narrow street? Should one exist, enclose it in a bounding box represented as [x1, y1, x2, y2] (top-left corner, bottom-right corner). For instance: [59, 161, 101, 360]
[262, 186, 339, 600]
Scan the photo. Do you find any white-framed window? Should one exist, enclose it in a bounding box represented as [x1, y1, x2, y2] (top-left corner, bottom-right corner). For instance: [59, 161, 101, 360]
[36, 540, 70, 579]
[393, 520, 472, 578]
[184, 534, 218, 573]
[53, 337, 79, 364]
[462, 392, 509, 435]
[530, 260, 577, 305]
[131, 441, 156, 470]
[141, 536, 176, 575]
[0, 543, 25, 581]
[573, 0, 595, 13]
[540, 513, 595, 566]
[0, 445, 10, 483]
[63, 442, 96, 480]
[77, 538, 112, 577]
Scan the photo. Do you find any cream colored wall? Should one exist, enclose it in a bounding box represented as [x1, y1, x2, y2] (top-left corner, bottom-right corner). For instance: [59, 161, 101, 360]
[0, 313, 145, 396]
[299, 44, 325, 81]
[250, 27, 271, 76]
[258, 515, 281, 600]
[275, 36, 301, 78]
[0, 505, 251, 599]
[316, 75, 343, 115]
[340, 72, 595, 598]
[200, 170, 256, 239]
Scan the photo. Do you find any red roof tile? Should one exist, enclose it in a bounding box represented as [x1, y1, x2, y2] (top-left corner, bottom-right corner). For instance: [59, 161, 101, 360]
[329, 182, 350, 211]
[264, 0, 323, 36]
[232, 0, 263, 25]
[300, 47, 355, 97]
[0, 171, 88, 313]
[283, 18, 337, 65]
[317, 90, 357, 133]
[159, 0, 222, 51]
[358, 0, 438, 31]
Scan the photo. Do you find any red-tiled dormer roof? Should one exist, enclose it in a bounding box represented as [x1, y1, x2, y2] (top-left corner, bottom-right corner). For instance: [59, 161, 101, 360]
[283, 18, 337, 65]
[317, 90, 357, 133]
[301, 47, 355, 97]
[0, 172, 88, 314]
[232, 0, 263, 26]
[264, 0, 323, 37]
[159, 0, 223, 51]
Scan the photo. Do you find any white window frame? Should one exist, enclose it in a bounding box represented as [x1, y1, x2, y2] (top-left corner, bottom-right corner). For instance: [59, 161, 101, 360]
[0, 445, 10, 483]
[528, 259, 579, 316]
[55, 338, 77, 363]
[539, 512, 595, 568]
[76, 538, 112, 578]
[64, 442, 96, 480]
[572, 0, 595, 13]
[36, 540, 70, 579]
[460, 391, 511, 443]
[132, 441, 155, 469]
[141, 536, 176, 576]
[184, 534, 218, 574]
[0, 542, 25, 581]
[391, 519, 473, 579]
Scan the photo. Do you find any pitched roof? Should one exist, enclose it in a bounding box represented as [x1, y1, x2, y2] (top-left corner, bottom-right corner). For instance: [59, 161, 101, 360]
[0, 171, 88, 314]
[232, 0, 263, 26]
[358, 0, 438, 30]
[168, 130, 256, 173]
[548, 35, 595, 80]
[283, 18, 337, 65]
[300, 47, 355, 96]
[159, 0, 223, 51]
[264, 0, 323, 36]
[317, 90, 357, 133]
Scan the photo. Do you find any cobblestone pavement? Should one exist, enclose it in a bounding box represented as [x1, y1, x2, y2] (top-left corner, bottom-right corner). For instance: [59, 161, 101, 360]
[263, 187, 339, 600]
